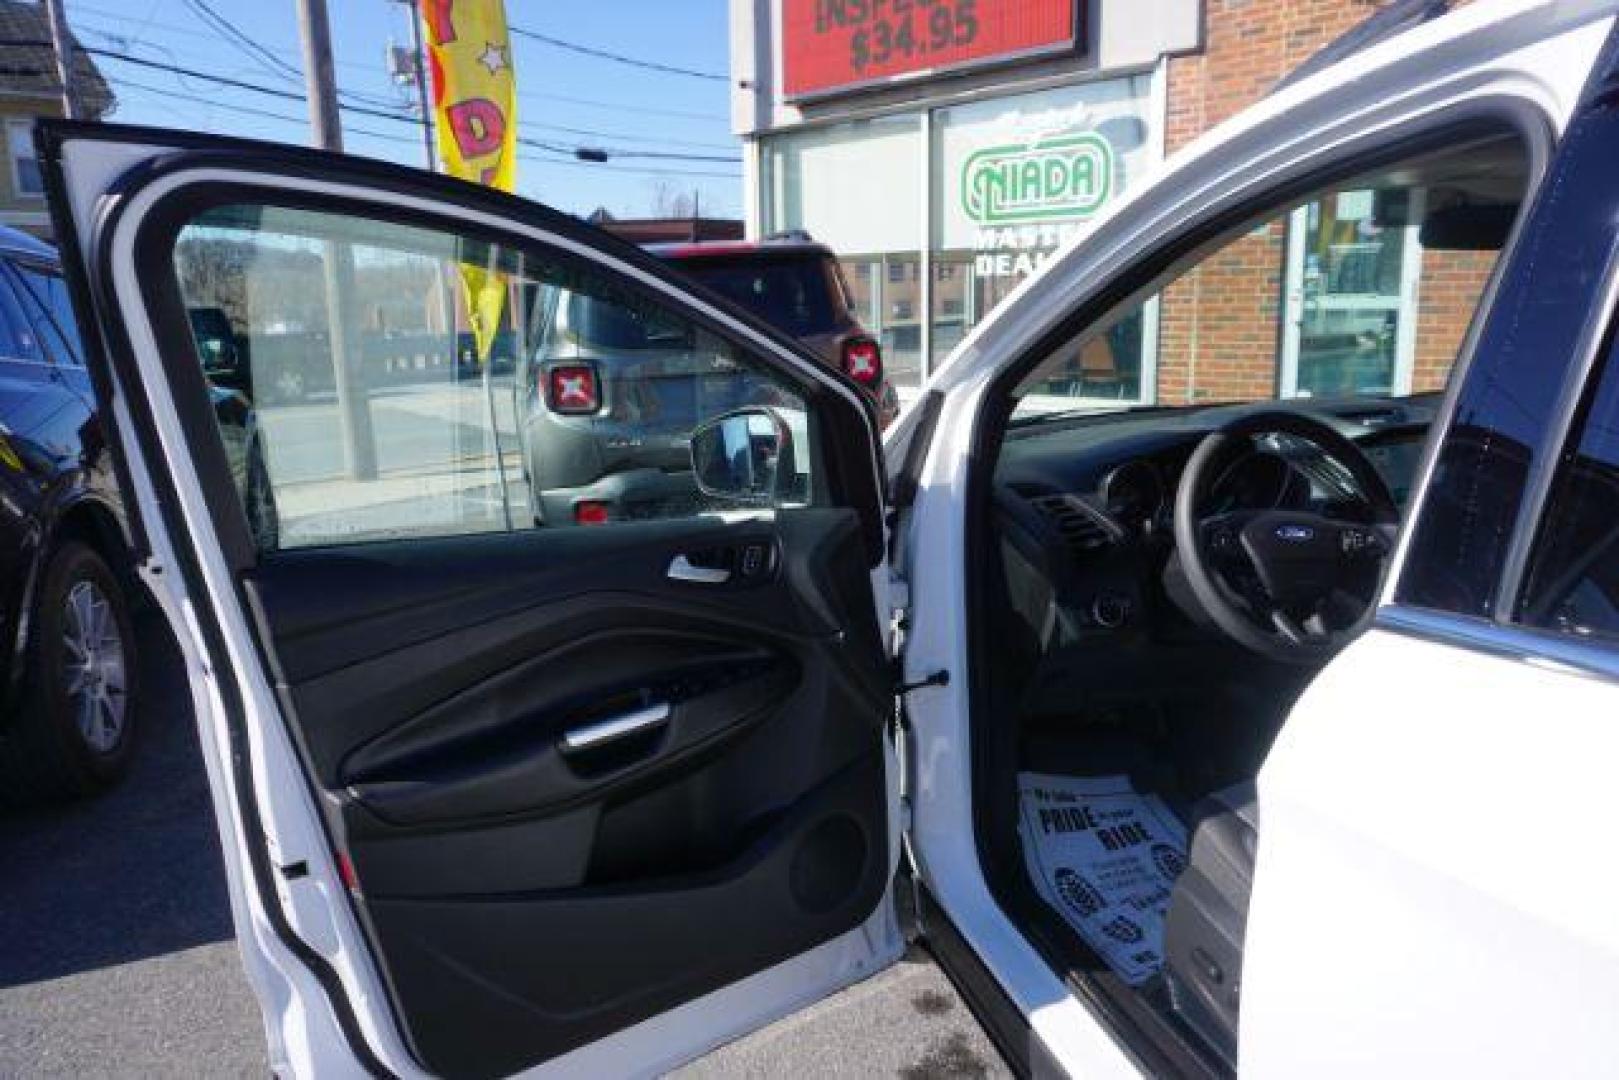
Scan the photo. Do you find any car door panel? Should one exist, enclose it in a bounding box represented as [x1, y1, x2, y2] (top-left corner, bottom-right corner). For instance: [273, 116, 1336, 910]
[43, 125, 898, 1079]
[287, 512, 894, 1077]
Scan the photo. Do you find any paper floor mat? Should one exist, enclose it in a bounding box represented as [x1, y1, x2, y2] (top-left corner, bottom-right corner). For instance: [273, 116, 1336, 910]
[1016, 772, 1188, 986]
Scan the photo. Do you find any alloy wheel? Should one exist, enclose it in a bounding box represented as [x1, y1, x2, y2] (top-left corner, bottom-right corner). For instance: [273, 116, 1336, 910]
[61, 579, 127, 753]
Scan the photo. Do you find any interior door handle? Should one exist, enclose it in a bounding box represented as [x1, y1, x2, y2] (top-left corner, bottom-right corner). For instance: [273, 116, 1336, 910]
[559, 702, 671, 754]
[668, 554, 731, 584]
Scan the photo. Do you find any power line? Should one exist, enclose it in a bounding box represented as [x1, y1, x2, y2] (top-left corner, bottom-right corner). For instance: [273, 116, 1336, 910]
[520, 90, 723, 122]
[182, 0, 301, 83]
[0, 39, 424, 123]
[69, 0, 379, 76]
[69, 44, 745, 163]
[521, 137, 737, 164]
[108, 5, 405, 113]
[70, 7, 729, 122]
[523, 118, 736, 152]
[103, 73, 738, 181]
[109, 75, 417, 146]
[507, 25, 726, 82]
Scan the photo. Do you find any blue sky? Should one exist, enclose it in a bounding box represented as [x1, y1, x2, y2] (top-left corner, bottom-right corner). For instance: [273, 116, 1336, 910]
[68, 0, 740, 218]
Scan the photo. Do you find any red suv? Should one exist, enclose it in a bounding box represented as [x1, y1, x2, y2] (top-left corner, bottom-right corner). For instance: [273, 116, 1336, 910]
[651, 237, 901, 428]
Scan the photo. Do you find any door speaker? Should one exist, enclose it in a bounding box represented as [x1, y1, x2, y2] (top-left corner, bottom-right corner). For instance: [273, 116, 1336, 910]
[788, 814, 867, 914]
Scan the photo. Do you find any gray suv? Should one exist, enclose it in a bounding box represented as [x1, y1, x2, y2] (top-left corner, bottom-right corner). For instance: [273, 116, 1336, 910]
[516, 236, 895, 527]
[516, 285, 788, 526]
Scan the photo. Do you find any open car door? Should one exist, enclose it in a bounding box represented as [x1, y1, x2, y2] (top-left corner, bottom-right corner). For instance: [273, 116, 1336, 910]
[41, 123, 902, 1078]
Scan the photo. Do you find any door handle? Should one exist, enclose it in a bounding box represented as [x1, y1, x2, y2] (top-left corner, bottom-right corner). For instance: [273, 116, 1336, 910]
[667, 554, 731, 584]
[559, 701, 671, 754]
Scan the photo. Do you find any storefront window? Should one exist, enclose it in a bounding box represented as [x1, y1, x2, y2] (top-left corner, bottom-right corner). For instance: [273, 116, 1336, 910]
[759, 74, 1158, 400]
[929, 76, 1158, 391]
[762, 114, 924, 388]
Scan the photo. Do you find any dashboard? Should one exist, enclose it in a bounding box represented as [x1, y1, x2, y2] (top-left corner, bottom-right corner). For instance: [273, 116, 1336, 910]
[991, 395, 1439, 640]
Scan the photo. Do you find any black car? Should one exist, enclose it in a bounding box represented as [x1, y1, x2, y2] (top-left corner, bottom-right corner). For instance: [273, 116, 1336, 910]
[0, 226, 141, 804]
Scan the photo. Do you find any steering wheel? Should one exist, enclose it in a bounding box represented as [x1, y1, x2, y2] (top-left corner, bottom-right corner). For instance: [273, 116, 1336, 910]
[1173, 410, 1399, 664]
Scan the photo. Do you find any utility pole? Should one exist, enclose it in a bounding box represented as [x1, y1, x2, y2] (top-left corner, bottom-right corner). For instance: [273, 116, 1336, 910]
[43, 0, 77, 120]
[296, 0, 344, 152]
[296, 0, 378, 480]
[406, 0, 437, 171]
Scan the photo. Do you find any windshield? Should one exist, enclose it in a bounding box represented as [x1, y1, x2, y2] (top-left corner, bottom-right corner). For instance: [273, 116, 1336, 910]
[1011, 137, 1529, 424]
[679, 256, 842, 337]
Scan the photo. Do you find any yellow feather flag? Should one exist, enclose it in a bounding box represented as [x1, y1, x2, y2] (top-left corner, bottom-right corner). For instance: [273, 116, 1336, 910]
[422, 0, 517, 361]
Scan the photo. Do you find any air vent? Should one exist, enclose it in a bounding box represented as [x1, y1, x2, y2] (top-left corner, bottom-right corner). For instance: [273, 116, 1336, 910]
[1030, 494, 1117, 557]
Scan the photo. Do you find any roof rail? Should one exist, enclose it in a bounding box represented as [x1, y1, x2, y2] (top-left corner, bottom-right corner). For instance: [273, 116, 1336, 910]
[1272, 0, 1450, 95]
[764, 228, 815, 243]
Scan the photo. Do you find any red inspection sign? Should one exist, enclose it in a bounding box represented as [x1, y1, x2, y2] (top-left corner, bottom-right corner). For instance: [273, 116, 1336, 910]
[783, 0, 1080, 101]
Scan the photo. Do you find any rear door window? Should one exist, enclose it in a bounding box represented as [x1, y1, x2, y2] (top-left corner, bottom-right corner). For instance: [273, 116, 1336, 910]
[679, 257, 842, 337]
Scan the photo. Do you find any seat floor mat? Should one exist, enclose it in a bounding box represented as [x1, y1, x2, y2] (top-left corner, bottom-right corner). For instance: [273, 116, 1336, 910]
[1016, 771, 1188, 986]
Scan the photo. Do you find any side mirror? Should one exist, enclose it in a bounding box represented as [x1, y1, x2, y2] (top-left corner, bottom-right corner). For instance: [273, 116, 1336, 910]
[689, 407, 797, 505]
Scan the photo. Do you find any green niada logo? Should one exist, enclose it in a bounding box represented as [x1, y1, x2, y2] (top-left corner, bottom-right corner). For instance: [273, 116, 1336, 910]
[962, 133, 1114, 225]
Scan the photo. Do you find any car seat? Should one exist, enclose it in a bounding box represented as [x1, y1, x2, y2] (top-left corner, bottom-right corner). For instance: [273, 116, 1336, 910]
[1163, 780, 1258, 1071]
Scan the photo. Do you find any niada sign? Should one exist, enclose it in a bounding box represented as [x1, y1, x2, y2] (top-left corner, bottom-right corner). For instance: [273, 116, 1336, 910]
[961, 132, 1114, 226]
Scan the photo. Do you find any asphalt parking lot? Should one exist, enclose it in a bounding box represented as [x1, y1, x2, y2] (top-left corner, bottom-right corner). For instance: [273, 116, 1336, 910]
[0, 612, 1007, 1078]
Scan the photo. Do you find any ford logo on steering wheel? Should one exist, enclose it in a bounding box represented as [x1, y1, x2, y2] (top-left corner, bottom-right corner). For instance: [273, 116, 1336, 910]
[1274, 523, 1316, 542]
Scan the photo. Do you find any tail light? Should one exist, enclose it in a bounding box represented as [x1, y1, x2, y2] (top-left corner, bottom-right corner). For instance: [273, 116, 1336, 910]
[841, 336, 882, 386]
[545, 362, 600, 415]
[574, 500, 611, 526]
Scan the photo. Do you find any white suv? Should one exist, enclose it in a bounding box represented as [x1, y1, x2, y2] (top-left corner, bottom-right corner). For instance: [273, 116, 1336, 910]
[39, 1, 1619, 1074]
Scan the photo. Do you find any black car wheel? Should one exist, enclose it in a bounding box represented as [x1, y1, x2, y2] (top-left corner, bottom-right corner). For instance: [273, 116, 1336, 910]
[0, 541, 139, 805]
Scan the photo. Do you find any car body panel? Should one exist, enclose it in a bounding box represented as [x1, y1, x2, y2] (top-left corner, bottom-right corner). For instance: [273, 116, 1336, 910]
[1245, 624, 1619, 1076]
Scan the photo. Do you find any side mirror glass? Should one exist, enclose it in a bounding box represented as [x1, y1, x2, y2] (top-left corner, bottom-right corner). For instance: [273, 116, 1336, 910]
[690, 407, 796, 504]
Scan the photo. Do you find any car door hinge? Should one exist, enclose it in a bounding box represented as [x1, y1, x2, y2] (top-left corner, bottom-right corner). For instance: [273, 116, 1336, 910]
[886, 573, 910, 657]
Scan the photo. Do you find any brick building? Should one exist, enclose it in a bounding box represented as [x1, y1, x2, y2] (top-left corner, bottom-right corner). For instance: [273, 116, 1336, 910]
[729, 0, 1491, 404]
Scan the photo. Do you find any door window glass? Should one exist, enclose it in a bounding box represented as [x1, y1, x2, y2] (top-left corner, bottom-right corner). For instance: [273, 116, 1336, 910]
[172, 204, 813, 552]
[676, 256, 840, 337]
[1516, 338, 1619, 641]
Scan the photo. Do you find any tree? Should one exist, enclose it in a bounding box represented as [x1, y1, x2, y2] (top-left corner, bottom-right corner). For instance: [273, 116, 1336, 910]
[647, 178, 701, 218]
